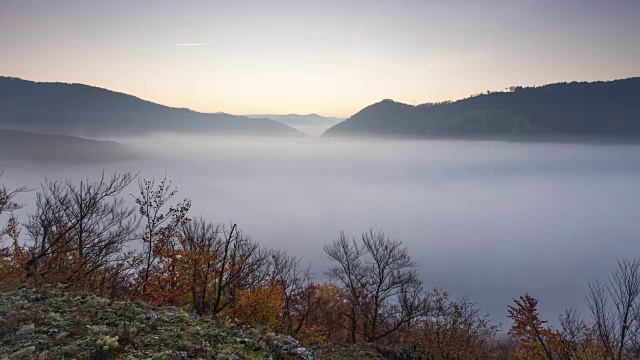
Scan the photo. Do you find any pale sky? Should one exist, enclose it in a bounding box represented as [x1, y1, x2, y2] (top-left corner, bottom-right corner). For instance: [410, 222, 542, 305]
[2, 0, 639, 118]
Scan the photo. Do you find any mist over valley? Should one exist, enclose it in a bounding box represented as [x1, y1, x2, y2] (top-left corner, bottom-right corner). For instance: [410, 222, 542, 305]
[3, 134, 640, 329]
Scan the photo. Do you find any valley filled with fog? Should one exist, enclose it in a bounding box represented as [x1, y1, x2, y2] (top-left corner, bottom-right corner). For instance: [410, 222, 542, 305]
[3, 136, 640, 329]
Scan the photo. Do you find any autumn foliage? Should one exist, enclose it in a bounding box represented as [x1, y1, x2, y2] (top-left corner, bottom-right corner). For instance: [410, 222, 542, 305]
[508, 294, 560, 359]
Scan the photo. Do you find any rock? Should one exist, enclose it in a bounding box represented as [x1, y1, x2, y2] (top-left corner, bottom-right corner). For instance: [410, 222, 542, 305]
[215, 353, 239, 360]
[293, 347, 317, 360]
[284, 335, 300, 347]
[163, 306, 183, 313]
[145, 310, 157, 321]
[232, 329, 243, 337]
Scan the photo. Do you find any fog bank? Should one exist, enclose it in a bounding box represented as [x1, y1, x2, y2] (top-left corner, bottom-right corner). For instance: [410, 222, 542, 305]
[3, 136, 640, 329]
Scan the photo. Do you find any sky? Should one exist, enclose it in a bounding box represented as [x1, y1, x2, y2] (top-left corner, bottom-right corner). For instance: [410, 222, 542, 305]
[2, 0, 640, 117]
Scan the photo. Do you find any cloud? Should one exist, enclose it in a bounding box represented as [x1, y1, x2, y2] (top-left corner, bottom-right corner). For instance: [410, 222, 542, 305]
[168, 43, 207, 47]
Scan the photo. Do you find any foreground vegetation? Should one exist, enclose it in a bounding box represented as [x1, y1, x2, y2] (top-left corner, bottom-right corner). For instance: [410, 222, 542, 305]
[1, 287, 319, 359]
[2, 171, 640, 359]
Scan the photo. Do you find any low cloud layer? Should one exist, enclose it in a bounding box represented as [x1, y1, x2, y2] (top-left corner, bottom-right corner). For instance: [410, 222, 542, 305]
[3, 137, 640, 329]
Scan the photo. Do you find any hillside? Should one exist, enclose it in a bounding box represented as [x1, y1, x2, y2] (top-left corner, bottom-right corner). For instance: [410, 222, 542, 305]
[245, 114, 343, 137]
[323, 77, 640, 140]
[0, 77, 303, 138]
[0, 288, 420, 360]
[0, 128, 135, 163]
[247, 114, 343, 127]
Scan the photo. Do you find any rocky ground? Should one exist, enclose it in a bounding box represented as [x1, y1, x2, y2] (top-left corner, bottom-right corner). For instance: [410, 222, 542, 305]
[0, 287, 424, 360]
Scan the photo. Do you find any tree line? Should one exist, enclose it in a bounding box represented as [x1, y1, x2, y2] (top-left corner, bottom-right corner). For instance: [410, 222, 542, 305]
[1, 171, 639, 359]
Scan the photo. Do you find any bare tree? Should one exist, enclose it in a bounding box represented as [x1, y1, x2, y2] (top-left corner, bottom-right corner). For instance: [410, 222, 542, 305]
[178, 217, 222, 314]
[324, 229, 423, 343]
[135, 176, 191, 293]
[163, 218, 273, 316]
[271, 249, 314, 336]
[558, 307, 591, 359]
[586, 258, 640, 360]
[417, 289, 498, 359]
[210, 223, 272, 315]
[324, 230, 366, 343]
[24, 172, 137, 288]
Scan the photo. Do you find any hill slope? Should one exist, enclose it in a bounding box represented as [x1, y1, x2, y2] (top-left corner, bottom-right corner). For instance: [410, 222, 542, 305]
[323, 77, 640, 140]
[0, 77, 303, 138]
[0, 128, 135, 163]
[246, 114, 344, 137]
[247, 114, 343, 127]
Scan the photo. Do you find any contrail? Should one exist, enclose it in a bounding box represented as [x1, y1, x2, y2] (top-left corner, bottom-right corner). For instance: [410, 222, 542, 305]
[168, 43, 207, 47]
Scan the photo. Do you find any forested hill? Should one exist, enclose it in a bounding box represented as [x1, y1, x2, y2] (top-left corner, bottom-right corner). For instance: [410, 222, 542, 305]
[0, 77, 303, 137]
[323, 77, 640, 140]
[0, 128, 135, 163]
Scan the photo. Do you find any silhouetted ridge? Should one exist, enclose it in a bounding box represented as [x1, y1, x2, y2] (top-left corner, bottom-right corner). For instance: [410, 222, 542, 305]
[0, 128, 135, 163]
[245, 113, 344, 136]
[246, 113, 343, 126]
[0, 77, 303, 137]
[323, 77, 640, 140]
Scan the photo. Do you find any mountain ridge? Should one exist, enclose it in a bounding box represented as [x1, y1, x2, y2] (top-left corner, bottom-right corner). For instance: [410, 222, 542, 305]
[0, 76, 303, 138]
[0, 128, 135, 163]
[323, 77, 640, 140]
[245, 113, 344, 136]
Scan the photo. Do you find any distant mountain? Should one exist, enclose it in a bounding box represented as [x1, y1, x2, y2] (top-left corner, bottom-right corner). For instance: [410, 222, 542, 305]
[247, 113, 344, 126]
[0, 128, 135, 163]
[246, 114, 344, 136]
[0, 77, 303, 138]
[323, 77, 640, 141]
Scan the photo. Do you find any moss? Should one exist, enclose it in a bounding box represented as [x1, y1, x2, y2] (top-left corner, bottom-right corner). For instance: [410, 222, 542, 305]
[0, 288, 299, 359]
[7, 346, 36, 360]
[0, 288, 423, 360]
